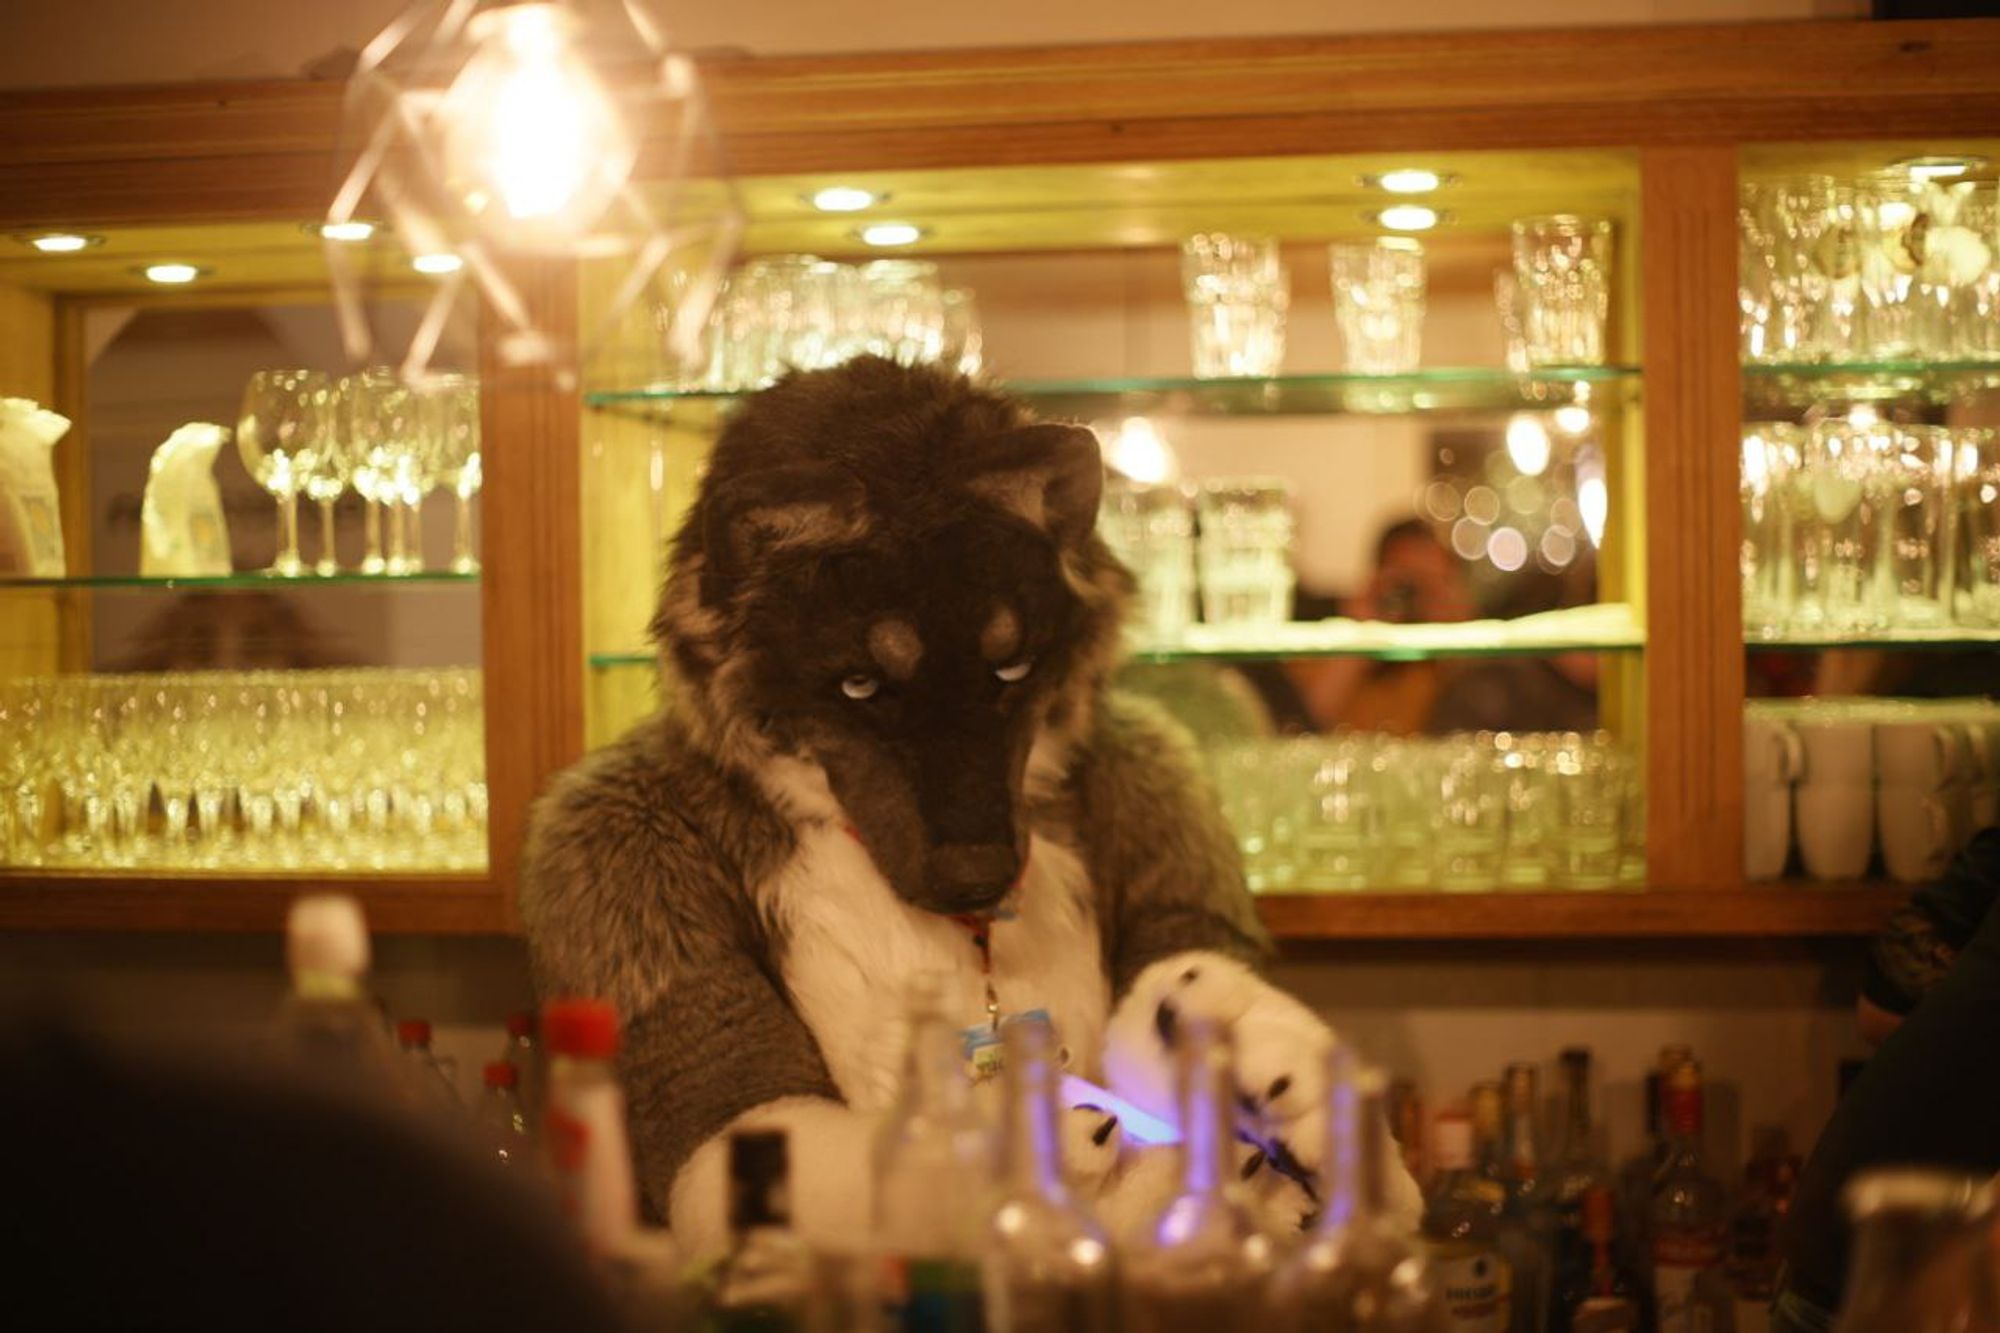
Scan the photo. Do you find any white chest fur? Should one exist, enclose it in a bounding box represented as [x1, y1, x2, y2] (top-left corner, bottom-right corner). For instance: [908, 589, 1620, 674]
[753, 758, 1109, 1112]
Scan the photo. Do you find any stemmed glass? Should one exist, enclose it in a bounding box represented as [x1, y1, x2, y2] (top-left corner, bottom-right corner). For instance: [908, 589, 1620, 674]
[301, 399, 355, 577]
[351, 368, 419, 575]
[236, 369, 333, 577]
[421, 374, 483, 573]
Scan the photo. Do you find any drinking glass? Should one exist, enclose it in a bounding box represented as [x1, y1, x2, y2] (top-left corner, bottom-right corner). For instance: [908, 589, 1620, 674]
[1879, 426, 1953, 630]
[1856, 174, 1924, 360]
[1492, 270, 1532, 373]
[1496, 734, 1552, 888]
[236, 368, 332, 577]
[1180, 233, 1288, 378]
[1431, 741, 1506, 891]
[1098, 479, 1196, 645]
[1957, 184, 2000, 359]
[939, 287, 983, 376]
[1954, 428, 2000, 627]
[347, 369, 412, 575]
[1300, 740, 1383, 889]
[859, 259, 946, 366]
[1741, 425, 1803, 639]
[1546, 738, 1625, 889]
[1329, 240, 1426, 373]
[299, 400, 355, 577]
[1194, 478, 1295, 631]
[1797, 419, 1890, 635]
[1509, 215, 1614, 367]
[420, 373, 482, 574]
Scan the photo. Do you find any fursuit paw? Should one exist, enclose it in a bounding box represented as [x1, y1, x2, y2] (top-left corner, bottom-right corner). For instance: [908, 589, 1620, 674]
[1062, 1103, 1124, 1196]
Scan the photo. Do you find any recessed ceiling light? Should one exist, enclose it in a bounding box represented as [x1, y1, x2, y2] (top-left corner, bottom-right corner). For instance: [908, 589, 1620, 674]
[140, 262, 205, 285]
[1373, 205, 1440, 232]
[312, 220, 379, 242]
[1369, 169, 1447, 194]
[411, 252, 465, 275]
[1891, 154, 1989, 182]
[858, 222, 925, 248]
[808, 186, 883, 213]
[25, 232, 103, 254]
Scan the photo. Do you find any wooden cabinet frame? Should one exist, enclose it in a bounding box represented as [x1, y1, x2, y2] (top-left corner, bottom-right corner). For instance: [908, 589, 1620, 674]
[2, 17, 1995, 935]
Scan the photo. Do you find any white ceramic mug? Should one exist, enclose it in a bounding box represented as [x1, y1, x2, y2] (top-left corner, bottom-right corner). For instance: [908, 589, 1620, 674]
[1794, 717, 1874, 879]
[1743, 717, 1803, 880]
[1877, 781, 1954, 883]
[1874, 719, 1963, 790]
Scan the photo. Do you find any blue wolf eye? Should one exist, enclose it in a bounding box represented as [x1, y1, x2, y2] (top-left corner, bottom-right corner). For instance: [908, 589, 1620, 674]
[840, 675, 880, 701]
[995, 659, 1033, 684]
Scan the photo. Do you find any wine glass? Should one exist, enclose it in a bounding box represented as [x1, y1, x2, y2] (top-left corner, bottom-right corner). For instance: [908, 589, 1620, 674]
[350, 368, 419, 575]
[236, 368, 332, 577]
[301, 398, 356, 577]
[422, 374, 482, 573]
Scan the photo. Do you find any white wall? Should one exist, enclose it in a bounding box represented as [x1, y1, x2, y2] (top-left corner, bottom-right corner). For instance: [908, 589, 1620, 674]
[0, 0, 1864, 90]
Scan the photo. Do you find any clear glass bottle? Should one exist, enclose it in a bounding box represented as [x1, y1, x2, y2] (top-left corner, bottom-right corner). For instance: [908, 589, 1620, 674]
[477, 1059, 532, 1167]
[274, 893, 399, 1085]
[1421, 1109, 1511, 1333]
[1544, 1048, 1617, 1333]
[1554, 1187, 1638, 1333]
[1831, 1168, 2000, 1333]
[1498, 1062, 1551, 1333]
[1617, 1044, 1694, 1320]
[1727, 1129, 1799, 1322]
[711, 1129, 814, 1333]
[1120, 1016, 1273, 1333]
[542, 998, 638, 1258]
[1647, 1061, 1728, 1333]
[873, 972, 992, 1332]
[395, 1017, 462, 1108]
[1268, 1047, 1448, 1332]
[984, 1019, 1113, 1333]
[1469, 1081, 1507, 1192]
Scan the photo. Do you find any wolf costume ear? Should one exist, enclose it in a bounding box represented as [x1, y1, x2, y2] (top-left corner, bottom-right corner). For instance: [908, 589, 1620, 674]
[963, 422, 1105, 549]
[702, 463, 869, 583]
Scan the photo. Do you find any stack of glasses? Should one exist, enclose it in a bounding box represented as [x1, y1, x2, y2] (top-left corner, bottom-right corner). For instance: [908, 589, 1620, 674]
[1739, 174, 2000, 364]
[683, 255, 983, 391]
[0, 668, 486, 872]
[1099, 476, 1296, 643]
[1741, 420, 2000, 637]
[1209, 729, 1643, 893]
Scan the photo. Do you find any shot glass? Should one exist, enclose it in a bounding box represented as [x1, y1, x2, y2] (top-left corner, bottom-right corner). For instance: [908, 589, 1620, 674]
[1330, 239, 1426, 373]
[1509, 215, 1614, 367]
[1195, 477, 1295, 631]
[1180, 233, 1289, 378]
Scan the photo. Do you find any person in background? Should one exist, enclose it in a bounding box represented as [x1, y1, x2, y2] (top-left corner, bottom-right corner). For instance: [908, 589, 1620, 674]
[1425, 558, 1602, 736]
[1770, 826, 2000, 1333]
[1286, 516, 1474, 734]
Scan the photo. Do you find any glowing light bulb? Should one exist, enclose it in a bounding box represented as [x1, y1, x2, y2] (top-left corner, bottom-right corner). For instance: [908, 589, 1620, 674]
[1578, 475, 1608, 547]
[143, 263, 202, 285]
[1105, 416, 1176, 485]
[859, 222, 925, 248]
[1553, 404, 1592, 435]
[317, 220, 377, 242]
[29, 233, 97, 253]
[809, 186, 880, 213]
[412, 252, 464, 276]
[1505, 414, 1553, 477]
[1376, 204, 1438, 232]
[1376, 169, 1442, 194]
[440, 3, 633, 248]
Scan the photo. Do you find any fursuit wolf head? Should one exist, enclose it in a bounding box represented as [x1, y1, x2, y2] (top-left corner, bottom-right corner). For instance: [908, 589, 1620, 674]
[654, 356, 1133, 915]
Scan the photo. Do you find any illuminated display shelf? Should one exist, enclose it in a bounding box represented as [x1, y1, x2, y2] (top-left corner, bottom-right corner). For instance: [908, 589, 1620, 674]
[1746, 629, 2000, 652]
[1, 571, 480, 591]
[1743, 358, 2000, 409]
[584, 366, 1641, 421]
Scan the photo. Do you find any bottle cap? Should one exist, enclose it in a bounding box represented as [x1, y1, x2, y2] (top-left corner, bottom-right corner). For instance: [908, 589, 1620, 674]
[286, 894, 369, 979]
[483, 1060, 519, 1089]
[1432, 1111, 1474, 1169]
[1662, 1059, 1704, 1135]
[396, 1018, 432, 1047]
[543, 998, 619, 1060]
[505, 1011, 536, 1040]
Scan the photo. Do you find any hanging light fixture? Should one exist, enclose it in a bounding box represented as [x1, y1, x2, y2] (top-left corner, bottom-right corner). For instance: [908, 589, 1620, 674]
[328, 0, 742, 381]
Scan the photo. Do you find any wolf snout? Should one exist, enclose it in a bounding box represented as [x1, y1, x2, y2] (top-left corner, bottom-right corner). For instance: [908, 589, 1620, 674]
[925, 842, 1021, 907]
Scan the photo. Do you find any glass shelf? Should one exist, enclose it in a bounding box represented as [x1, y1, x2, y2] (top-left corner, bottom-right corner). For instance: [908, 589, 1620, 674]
[587, 608, 1646, 669]
[1746, 628, 2000, 653]
[1743, 358, 2000, 409]
[584, 366, 1642, 421]
[1, 570, 480, 591]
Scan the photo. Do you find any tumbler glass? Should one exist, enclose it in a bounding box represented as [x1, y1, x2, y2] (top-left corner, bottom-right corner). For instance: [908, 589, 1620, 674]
[1195, 478, 1295, 631]
[1856, 173, 1924, 360]
[1796, 419, 1890, 635]
[1954, 428, 2000, 628]
[1509, 216, 1614, 367]
[859, 259, 946, 365]
[939, 287, 983, 377]
[1329, 239, 1426, 373]
[1180, 233, 1288, 378]
[1098, 479, 1197, 646]
[1879, 426, 1953, 630]
[1300, 741, 1383, 890]
[1546, 740, 1625, 889]
[1495, 735, 1552, 888]
[1431, 742, 1506, 891]
[1741, 425, 1802, 639]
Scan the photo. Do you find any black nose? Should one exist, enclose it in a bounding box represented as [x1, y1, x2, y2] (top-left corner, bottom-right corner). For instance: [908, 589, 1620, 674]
[926, 843, 1021, 902]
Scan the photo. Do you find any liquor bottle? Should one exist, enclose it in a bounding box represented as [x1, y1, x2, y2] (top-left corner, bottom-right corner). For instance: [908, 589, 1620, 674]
[1469, 1082, 1507, 1193]
[1498, 1063, 1551, 1333]
[1830, 1167, 2000, 1333]
[1647, 1061, 1729, 1333]
[984, 1019, 1113, 1333]
[542, 998, 637, 1258]
[1542, 1048, 1618, 1333]
[1120, 1015, 1273, 1333]
[395, 1017, 462, 1108]
[275, 893, 399, 1085]
[1388, 1076, 1429, 1191]
[502, 1009, 546, 1130]
[873, 972, 992, 1332]
[1617, 1045, 1694, 1322]
[1558, 1188, 1638, 1333]
[476, 1060, 532, 1168]
[1421, 1109, 1512, 1333]
[1726, 1131, 1798, 1333]
[1268, 1047, 1449, 1333]
[710, 1130, 815, 1332]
